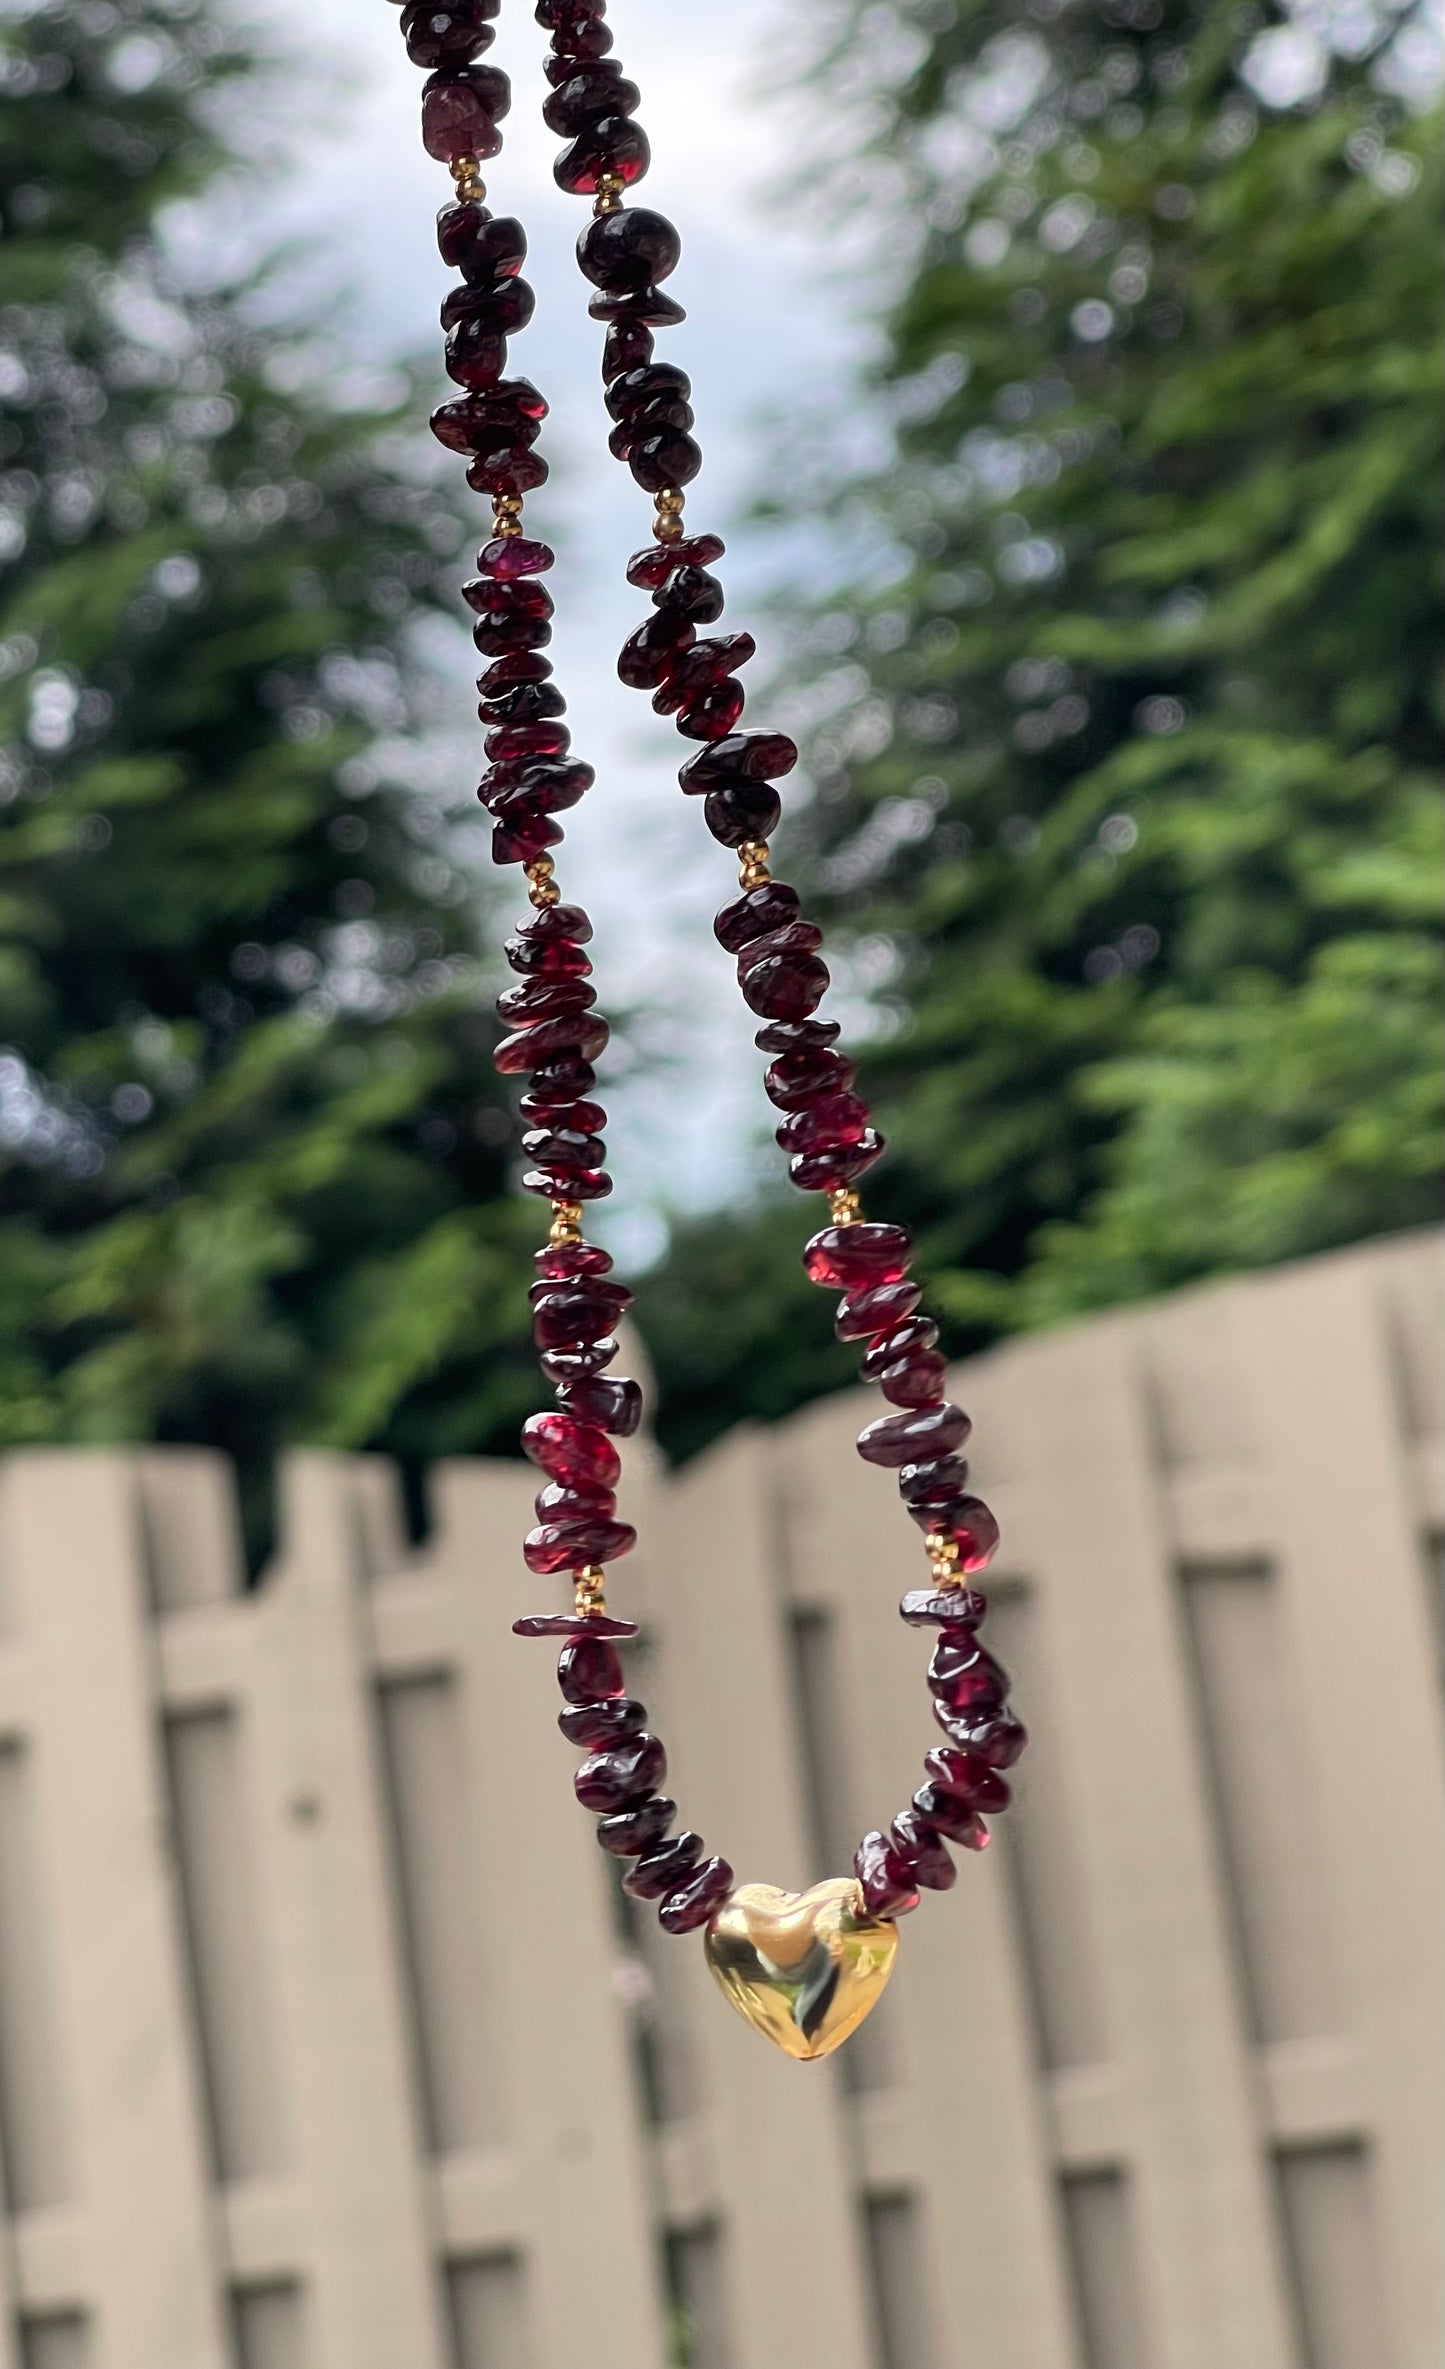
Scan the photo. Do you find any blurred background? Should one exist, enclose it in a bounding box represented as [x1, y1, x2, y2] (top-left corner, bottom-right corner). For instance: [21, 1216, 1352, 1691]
[0, 1, 1440, 2366]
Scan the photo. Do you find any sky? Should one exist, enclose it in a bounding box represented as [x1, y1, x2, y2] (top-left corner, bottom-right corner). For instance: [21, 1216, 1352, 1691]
[227, 0, 876, 1265]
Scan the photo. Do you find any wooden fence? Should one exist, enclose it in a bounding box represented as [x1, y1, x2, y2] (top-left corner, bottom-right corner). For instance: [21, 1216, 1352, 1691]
[0, 1228, 1439, 2369]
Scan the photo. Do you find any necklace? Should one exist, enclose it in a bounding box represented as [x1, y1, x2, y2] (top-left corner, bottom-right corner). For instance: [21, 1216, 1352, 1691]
[387, 0, 1026, 2062]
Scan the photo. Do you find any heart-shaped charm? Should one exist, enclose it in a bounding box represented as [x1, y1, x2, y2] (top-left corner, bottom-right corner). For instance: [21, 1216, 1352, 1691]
[703, 1877, 899, 2061]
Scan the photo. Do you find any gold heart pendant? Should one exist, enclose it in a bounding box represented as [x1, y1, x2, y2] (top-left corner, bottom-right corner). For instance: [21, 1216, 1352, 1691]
[703, 1877, 899, 2061]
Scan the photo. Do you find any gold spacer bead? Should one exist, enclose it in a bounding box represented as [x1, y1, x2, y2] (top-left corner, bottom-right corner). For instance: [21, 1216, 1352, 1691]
[525, 856, 560, 910]
[549, 1198, 584, 1248]
[654, 487, 685, 515]
[450, 156, 487, 203]
[737, 838, 771, 889]
[573, 1564, 607, 1616]
[593, 171, 625, 217]
[829, 1187, 863, 1226]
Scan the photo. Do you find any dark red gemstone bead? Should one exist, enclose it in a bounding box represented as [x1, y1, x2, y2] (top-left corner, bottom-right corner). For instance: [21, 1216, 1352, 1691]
[481, 649, 554, 694]
[929, 1632, 1010, 1716]
[534, 1479, 615, 1526]
[472, 611, 552, 658]
[502, 930, 589, 979]
[522, 1167, 613, 1204]
[858, 1402, 970, 1469]
[947, 1708, 1028, 1770]
[482, 680, 567, 731]
[404, 2, 498, 69]
[557, 1695, 646, 1748]
[493, 1012, 610, 1074]
[589, 285, 685, 329]
[574, 1733, 666, 1814]
[618, 612, 694, 690]
[765, 1046, 856, 1110]
[859, 1316, 939, 1379]
[497, 979, 595, 1027]
[517, 1612, 636, 1641]
[521, 1099, 606, 1141]
[910, 1786, 987, 1850]
[899, 1586, 988, 1628]
[478, 535, 555, 580]
[789, 1132, 885, 1192]
[624, 428, 701, 496]
[804, 1222, 913, 1290]
[597, 1794, 676, 1857]
[545, 63, 640, 134]
[920, 1750, 1013, 1815]
[437, 202, 524, 279]
[444, 324, 506, 392]
[854, 1830, 919, 1920]
[421, 64, 510, 161]
[937, 1497, 1000, 1571]
[675, 678, 746, 740]
[466, 444, 550, 497]
[523, 1517, 636, 1575]
[623, 1831, 704, 1901]
[490, 812, 563, 867]
[610, 401, 694, 464]
[658, 1855, 734, 1935]
[890, 1808, 957, 1891]
[523, 1126, 605, 1171]
[626, 534, 725, 590]
[678, 731, 798, 790]
[878, 1351, 949, 1408]
[512, 899, 592, 947]
[703, 782, 783, 848]
[897, 1456, 970, 1512]
[755, 1019, 840, 1054]
[654, 565, 723, 624]
[578, 206, 681, 289]
[714, 883, 801, 952]
[607, 368, 691, 425]
[539, 1337, 620, 1384]
[836, 1280, 923, 1340]
[521, 1411, 621, 1490]
[464, 574, 553, 621]
[776, 1092, 871, 1155]
[602, 319, 654, 380]
[486, 720, 572, 764]
[534, 1237, 612, 1279]
[557, 1376, 644, 1435]
[556, 1636, 625, 1699]
[555, 115, 651, 195]
[529, 1272, 631, 1328]
[738, 947, 829, 1022]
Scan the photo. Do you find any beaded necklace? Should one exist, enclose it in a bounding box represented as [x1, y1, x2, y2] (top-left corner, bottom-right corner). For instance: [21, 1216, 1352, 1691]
[387, 0, 1027, 2062]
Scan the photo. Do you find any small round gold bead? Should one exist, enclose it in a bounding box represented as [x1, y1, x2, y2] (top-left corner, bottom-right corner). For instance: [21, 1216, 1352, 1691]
[593, 172, 625, 216]
[525, 856, 560, 910]
[655, 487, 685, 514]
[450, 156, 486, 203]
[737, 838, 771, 888]
[573, 1564, 607, 1616]
[548, 1198, 584, 1249]
[829, 1187, 863, 1226]
[492, 493, 524, 539]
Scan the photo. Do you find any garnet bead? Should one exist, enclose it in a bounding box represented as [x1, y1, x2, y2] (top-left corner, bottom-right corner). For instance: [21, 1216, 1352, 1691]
[521, 1412, 621, 1491]
[623, 1832, 704, 1901]
[804, 1223, 913, 1291]
[920, 1750, 1013, 1815]
[929, 1639, 1010, 1722]
[557, 1376, 644, 1435]
[540, 1337, 620, 1385]
[403, 0, 498, 69]
[628, 428, 703, 493]
[544, 64, 641, 136]
[946, 1708, 1028, 1769]
[910, 1787, 987, 1850]
[556, 1637, 625, 1701]
[578, 207, 681, 289]
[626, 534, 725, 589]
[835, 1280, 923, 1340]
[523, 1517, 636, 1575]
[858, 1402, 971, 1468]
[557, 1696, 646, 1749]
[878, 1351, 949, 1408]
[702, 782, 783, 849]
[765, 1045, 857, 1109]
[714, 883, 801, 951]
[655, 565, 723, 624]
[533, 1239, 612, 1281]
[437, 203, 525, 279]
[859, 1316, 939, 1378]
[555, 116, 651, 196]
[675, 679, 746, 740]
[618, 611, 694, 689]
[891, 1808, 957, 1891]
[421, 64, 510, 161]
[854, 1830, 919, 1920]
[898, 1586, 988, 1628]
[596, 1794, 676, 1857]
[776, 1091, 871, 1154]
[574, 1734, 667, 1814]
[658, 1855, 734, 1935]
[738, 942, 830, 1022]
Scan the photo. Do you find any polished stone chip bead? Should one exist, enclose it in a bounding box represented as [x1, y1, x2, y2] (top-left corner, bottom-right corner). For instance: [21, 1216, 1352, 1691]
[578, 205, 681, 289]
[486, 718, 572, 764]
[535, 1237, 613, 1280]
[921, 1748, 1012, 1814]
[536, 0, 608, 31]
[755, 1017, 841, 1054]
[482, 679, 568, 730]
[789, 1133, 885, 1193]
[618, 610, 695, 689]
[776, 1090, 871, 1155]
[605, 361, 692, 422]
[731, 912, 820, 971]
[890, 1807, 957, 1890]
[945, 1707, 1028, 1769]
[467, 444, 551, 496]
[610, 402, 695, 466]
[405, 0, 498, 62]
[574, 1733, 667, 1814]
[530, 1284, 630, 1350]
[553, 1640, 629, 1702]
[472, 612, 553, 659]
[653, 564, 723, 624]
[858, 1400, 971, 1469]
[557, 1375, 644, 1435]
[522, 1124, 605, 1171]
[524, 1517, 636, 1575]
[803, 1221, 913, 1291]
[714, 881, 801, 951]
[623, 1831, 704, 1901]
[493, 1011, 610, 1074]
[557, 1694, 647, 1748]
[910, 1785, 987, 1851]
[678, 730, 798, 789]
[737, 925, 829, 1021]
[483, 647, 555, 691]
[896, 1454, 970, 1511]
[588, 285, 686, 329]
[464, 573, 554, 622]
[522, 1166, 613, 1203]
[421, 63, 511, 160]
[628, 427, 703, 494]
[596, 1793, 677, 1857]
[877, 1350, 949, 1409]
[525, 1055, 598, 1105]
[898, 1586, 989, 1628]
[544, 63, 641, 135]
[928, 1631, 1010, 1716]
[702, 783, 783, 849]
[854, 1829, 920, 1920]
[509, 897, 593, 949]
[602, 318, 655, 382]
[497, 979, 596, 1028]
[521, 1093, 606, 1135]
[555, 115, 651, 196]
[504, 928, 590, 979]
[626, 533, 725, 589]
[533, 1477, 615, 1526]
[437, 202, 525, 278]
[658, 1855, 735, 1935]
[858, 1315, 939, 1380]
[539, 1336, 620, 1383]
[521, 1410, 622, 1491]
[674, 679, 747, 741]
[478, 534, 555, 579]
[764, 1044, 856, 1109]
[516, 1611, 637, 1641]
[835, 1279, 923, 1340]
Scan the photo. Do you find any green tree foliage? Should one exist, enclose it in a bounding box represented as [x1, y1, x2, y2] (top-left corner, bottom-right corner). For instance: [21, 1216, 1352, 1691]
[0, 0, 535, 1550]
[640, 0, 1443, 1459]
